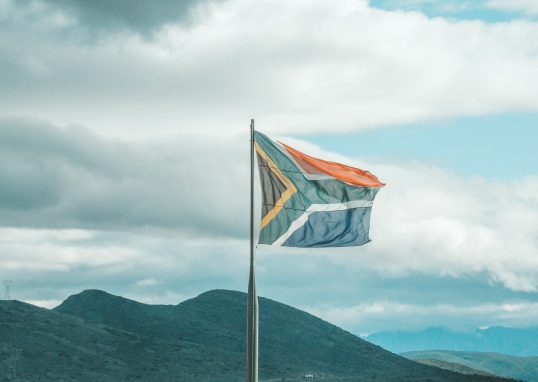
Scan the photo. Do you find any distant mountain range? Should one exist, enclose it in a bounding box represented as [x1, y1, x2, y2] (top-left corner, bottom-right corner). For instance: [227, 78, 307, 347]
[404, 351, 538, 382]
[366, 326, 538, 356]
[0, 289, 515, 381]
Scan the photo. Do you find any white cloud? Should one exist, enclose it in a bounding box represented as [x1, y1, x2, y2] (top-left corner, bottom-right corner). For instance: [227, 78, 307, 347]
[135, 277, 159, 287]
[0, 231, 140, 271]
[125, 290, 191, 305]
[341, 165, 538, 292]
[0, 118, 249, 237]
[0, 228, 93, 242]
[306, 300, 538, 333]
[269, 137, 538, 292]
[2, 127, 537, 335]
[2, 123, 537, 306]
[24, 299, 63, 309]
[2, 0, 537, 332]
[487, 0, 538, 16]
[1, 0, 537, 137]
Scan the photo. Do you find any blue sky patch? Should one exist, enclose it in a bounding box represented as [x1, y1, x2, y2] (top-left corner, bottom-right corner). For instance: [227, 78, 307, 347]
[307, 112, 538, 180]
[369, 0, 535, 22]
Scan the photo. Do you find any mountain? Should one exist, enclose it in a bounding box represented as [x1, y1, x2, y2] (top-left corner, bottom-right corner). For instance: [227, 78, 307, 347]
[414, 358, 495, 377]
[404, 351, 538, 382]
[366, 326, 538, 356]
[0, 298, 237, 382]
[0, 290, 516, 381]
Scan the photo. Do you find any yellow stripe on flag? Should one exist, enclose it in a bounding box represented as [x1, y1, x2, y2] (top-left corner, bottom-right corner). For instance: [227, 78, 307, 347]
[255, 142, 297, 229]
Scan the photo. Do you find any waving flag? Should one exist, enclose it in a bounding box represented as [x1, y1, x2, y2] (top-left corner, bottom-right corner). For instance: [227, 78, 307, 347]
[255, 131, 384, 247]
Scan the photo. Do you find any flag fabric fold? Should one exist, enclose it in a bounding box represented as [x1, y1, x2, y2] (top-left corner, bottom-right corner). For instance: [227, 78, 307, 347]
[254, 131, 384, 248]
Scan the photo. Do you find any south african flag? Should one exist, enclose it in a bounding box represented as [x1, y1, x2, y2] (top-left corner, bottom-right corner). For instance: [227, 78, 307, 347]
[255, 131, 384, 248]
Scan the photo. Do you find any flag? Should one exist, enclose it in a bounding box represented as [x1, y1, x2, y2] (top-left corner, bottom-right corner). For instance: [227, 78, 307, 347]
[254, 131, 384, 247]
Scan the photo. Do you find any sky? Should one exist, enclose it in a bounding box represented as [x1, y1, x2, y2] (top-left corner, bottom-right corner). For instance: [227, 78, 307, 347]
[0, 0, 537, 335]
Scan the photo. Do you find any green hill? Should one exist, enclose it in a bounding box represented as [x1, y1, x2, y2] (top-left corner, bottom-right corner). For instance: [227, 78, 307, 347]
[0, 298, 238, 381]
[404, 350, 538, 382]
[414, 358, 495, 376]
[0, 289, 517, 381]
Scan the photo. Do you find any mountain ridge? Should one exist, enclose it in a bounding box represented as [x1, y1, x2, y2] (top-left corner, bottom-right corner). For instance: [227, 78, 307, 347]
[367, 326, 538, 355]
[404, 350, 538, 382]
[0, 289, 517, 381]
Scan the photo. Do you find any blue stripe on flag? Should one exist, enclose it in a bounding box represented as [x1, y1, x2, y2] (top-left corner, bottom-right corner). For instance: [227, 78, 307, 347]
[282, 207, 372, 248]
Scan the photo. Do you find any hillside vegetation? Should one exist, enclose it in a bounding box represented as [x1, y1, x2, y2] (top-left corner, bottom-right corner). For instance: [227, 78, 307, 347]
[405, 351, 538, 382]
[0, 289, 517, 381]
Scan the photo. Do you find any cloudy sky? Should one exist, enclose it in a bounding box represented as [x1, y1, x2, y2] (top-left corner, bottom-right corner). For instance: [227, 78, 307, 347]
[0, 0, 537, 335]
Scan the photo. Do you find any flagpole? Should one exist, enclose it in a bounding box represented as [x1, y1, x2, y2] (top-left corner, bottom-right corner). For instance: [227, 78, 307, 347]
[247, 119, 259, 382]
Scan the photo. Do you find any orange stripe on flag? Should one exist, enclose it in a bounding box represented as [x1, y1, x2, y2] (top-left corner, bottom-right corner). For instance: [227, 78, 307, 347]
[280, 142, 385, 188]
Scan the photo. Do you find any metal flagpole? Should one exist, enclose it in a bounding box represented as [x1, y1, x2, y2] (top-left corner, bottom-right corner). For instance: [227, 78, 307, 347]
[247, 119, 259, 382]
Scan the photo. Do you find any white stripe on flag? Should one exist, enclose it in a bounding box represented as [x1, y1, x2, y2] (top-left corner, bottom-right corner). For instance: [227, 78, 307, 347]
[272, 200, 373, 246]
[273, 212, 310, 246]
[307, 200, 373, 212]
